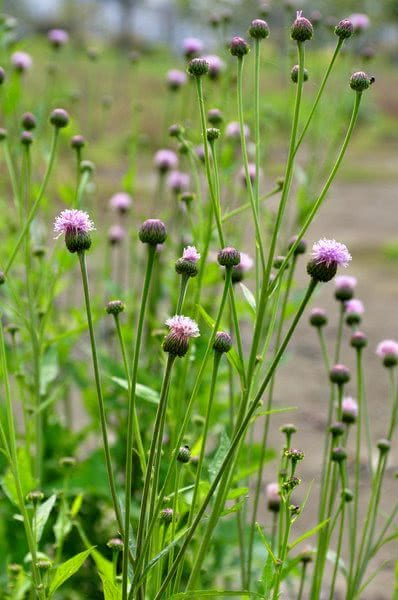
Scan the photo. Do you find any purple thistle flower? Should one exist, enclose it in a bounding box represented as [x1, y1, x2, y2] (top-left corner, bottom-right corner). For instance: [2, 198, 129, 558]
[226, 121, 250, 140]
[204, 55, 224, 80]
[349, 13, 370, 33]
[48, 29, 69, 48]
[266, 482, 280, 512]
[165, 315, 200, 338]
[54, 209, 95, 253]
[154, 149, 179, 173]
[11, 51, 32, 72]
[182, 246, 200, 263]
[309, 307, 328, 328]
[183, 37, 204, 59]
[345, 298, 364, 315]
[376, 340, 398, 368]
[335, 275, 357, 291]
[108, 224, 125, 245]
[311, 239, 351, 268]
[166, 69, 187, 90]
[109, 192, 133, 214]
[54, 209, 95, 238]
[167, 170, 190, 194]
[342, 396, 358, 424]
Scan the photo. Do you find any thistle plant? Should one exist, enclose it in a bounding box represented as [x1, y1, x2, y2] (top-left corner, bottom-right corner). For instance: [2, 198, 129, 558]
[0, 6, 394, 600]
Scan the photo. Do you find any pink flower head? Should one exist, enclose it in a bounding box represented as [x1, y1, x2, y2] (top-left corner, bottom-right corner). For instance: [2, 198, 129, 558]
[182, 246, 200, 263]
[108, 224, 125, 244]
[11, 51, 32, 72]
[109, 192, 133, 213]
[205, 54, 224, 79]
[165, 315, 200, 339]
[167, 69, 187, 90]
[311, 239, 351, 268]
[183, 37, 204, 59]
[54, 209, 95, 238]
[48, 29, 69, 48]
[154, 149, 179, 173]
[345, 298, 364, 315]
[195, 145, 205, 162]
[240, 163, 257, 185]
[266, 482, 280, 511]
[167, 170, 190, 194]
[226, 121, 250, 140]
[342, 396, 358, 420]
[232, 252, 253, 283]
[335, 275, 357, 292]
[349, 13, 370, 33]
[376, 340, 398, 359]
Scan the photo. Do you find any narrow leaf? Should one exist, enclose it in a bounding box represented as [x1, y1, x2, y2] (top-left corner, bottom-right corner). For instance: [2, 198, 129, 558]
[35, 494, 56, 543]
[256, 523, 277, 564]
[49, 548, 93, 595]
[239, 283, 256, 314]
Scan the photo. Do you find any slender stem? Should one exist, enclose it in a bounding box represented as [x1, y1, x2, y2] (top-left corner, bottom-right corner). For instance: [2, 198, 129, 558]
[129, 269, 233, 591]
[334, 302, 345, 363]
[4, 128, 59, 274]
[122, 244, 157, 599]
[176, 274, 189, 314]
[113, 314, 146, 473]
[267, 91, 363, 293]
[221, 185, 281, 223]
[78, 252, 128, 556]
[131, 353, 176, 599]
[294, 39, 343, 156]
[236, 55, 266, 275]
[297, 562, 308, 600]
[153, 280, 317, 599]
[329, 468, 347, 600]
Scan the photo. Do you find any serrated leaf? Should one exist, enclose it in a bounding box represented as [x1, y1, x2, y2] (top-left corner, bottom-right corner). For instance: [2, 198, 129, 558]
[35, 494, 56, 543]
[48, 548, 93, 596]
[239, 283, 256, 314]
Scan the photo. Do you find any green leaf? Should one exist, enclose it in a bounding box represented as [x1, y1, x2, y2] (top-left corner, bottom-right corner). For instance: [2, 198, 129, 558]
[239, 283, 256, 314]
[110, 377, 160, 404]
[48, 548, 93, 596]
[70, 493, 84, 518]
[261, 552, 274, 597]
[99, 572, 121, 600]
[2, 447, 36, 506]
[289, 519, 329, 551]
[35, 494, 56, 543]
[40, 346, 59, 396]
[208, 429, 230, 484]
[171, 592, 263, 598]
[254, 406, 297, 419]
[226, 487, 249, 500]
[256, 523, 277, 564]
[220, 498, 246, 516]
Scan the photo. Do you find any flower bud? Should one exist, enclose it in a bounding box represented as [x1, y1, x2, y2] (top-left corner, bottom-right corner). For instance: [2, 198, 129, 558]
[288, 236, 307, 255]
[175, 257, 198, 278]
[26, 490, 44, 505]
[59, 456, 76, 469]
[330, 421, 345, 438]
[206, 127, 220, 142]
[187, 58, 209, 78]
[71, 134, 85, 149]
[281, 423, 297, 436]
[350, 331, 368, 350]
[248, 19, 270, 40]
[342, 488, 354, 502]
[335, 19, 354, 39]
[160, 507, 173, 525]
[106, 300, 125, 315]
[177, 445, 191, 463]
[266, 483, 281, 512]
[50, 108, 69, 128]
[180, 192, 195, 205]
[217, 247, 241, 268]
[107, 537, 124, 552]
[20, 131, 33, 146]
[329, 364, 350, 385]
[139, 219, 167, 245]
[282, 476, 301, 492]
[291, 65, 309, 83]
[300, 548, 313, 564]
[331, 446, 347, 463]
[342, 397, 358, 424]
[21, 112, 36, 130]
[0, 67, 5, 84]
[291, 11, 313, 42]
[377, 438, 391, 453]
[36, 559, 52, 571]
[350, 71, 373, 92]
[0, 128, 7, 141]
[208, 108, 223, 126]
[229, 36, 250, 57]
[80, 160, 95, 174]
[213, 331, 232, 354]
[169, 124, 184, 138]
[273, 255, 287, 270]
[285, 448, 304, 463]
[309, 308, 327, 328]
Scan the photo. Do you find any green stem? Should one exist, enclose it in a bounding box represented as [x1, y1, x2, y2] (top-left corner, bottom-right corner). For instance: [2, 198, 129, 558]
[293, 39, 343, 156]
[334, 303, 344, 364]
[297, 562, 308, 600]
[78, 252, 127, 559]
[5, 128, 59, 274]
[153, 279, 318, 599]
[221, 185, 281, 223]
[122, 244, 157, 599]
[267, 91, 363, 293]
[132, 353, 176, 599]
[236, 54, 266, 275]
